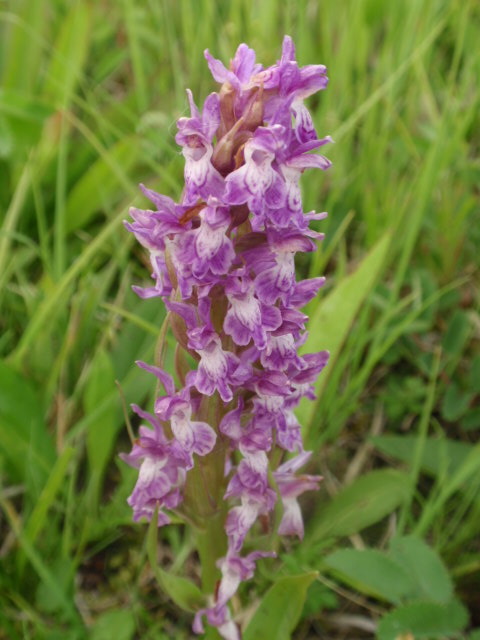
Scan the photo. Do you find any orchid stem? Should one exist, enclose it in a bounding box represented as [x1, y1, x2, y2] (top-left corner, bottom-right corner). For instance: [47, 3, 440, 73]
[197, 509, 227, 594]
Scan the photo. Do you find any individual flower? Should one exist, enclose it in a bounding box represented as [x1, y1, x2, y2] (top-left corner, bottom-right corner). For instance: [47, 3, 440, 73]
[223, 275, 282, 349]
[176, 90, 224, 203]
[120, 406, 188, 526]
[224, 126, 286, 216]
[188, 326, 246, 403]
[274, 451, 322, 538]
[189, 198, 236, 279]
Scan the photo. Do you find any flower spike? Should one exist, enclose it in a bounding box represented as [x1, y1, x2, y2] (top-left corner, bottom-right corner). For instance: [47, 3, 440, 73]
[123, 36, 330, 639]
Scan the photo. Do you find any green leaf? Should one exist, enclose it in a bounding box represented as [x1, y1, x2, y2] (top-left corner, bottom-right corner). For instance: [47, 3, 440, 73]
[65, 138, 139, 232]
[442, 310, 471, 357]
[0, 360, 55, 494]
[371, 435, 473, 479]
[441, 382, 472, 421]
[298, 232, 391, 433]
[35, 556, 74, 615]
[0, 89, 53, 123]
[1, 0, 51, 93]
[461, 407, 480, 432]
[323, 549, 413, 604]
[43, 2, 91, 103]
[388, 536, 453, 604]
[469, 356, 480, 393]
[110, 293, 166, 380]
[308, 470, 410, 542]
[19, 446, 75, 575]
[90, 610, 136, 640]
[301, 581, 338, 617]
[0, 494, 78, 623]
[377, 599, 469, 640]
[146, 512, 204, 612]
[244, 572, 317, 640]
[84, 349, 118, 509]
[0, 115, 14, 158]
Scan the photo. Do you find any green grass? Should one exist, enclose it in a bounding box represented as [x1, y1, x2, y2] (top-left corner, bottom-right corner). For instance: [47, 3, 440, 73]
[0, 0, 479, 638]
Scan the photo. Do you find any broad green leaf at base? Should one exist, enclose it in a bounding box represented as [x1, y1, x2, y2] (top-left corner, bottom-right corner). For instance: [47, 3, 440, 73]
[323, 549, 413, 604]
[308, 469, 410, 542]
[244, 572, 317, 640]
[377, 599, 469, 640]
[388, 535, 453, 604]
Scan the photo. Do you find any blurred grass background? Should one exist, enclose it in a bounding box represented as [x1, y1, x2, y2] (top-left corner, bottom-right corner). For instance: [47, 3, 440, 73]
[0, 0, 479, 638]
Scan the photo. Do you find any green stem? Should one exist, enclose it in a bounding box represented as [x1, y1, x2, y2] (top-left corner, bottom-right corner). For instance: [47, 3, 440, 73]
[182, 391, 229, 595]
[196, 509, 227, 594]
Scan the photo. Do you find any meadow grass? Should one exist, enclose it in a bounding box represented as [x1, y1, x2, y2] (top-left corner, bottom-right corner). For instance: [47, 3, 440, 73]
[0, 0, 479, 638]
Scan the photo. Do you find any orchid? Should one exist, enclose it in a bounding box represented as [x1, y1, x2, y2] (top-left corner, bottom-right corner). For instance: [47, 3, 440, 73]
[123, 35, 331, 639]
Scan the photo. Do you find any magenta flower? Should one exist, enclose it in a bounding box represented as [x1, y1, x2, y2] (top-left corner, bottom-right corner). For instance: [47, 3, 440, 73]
[223, 275, 282, 348]
[120, 406, 189, 526]
[274, 451, 323, 538]
[176, 90, 224, 204]
[123, 35, 331, 639]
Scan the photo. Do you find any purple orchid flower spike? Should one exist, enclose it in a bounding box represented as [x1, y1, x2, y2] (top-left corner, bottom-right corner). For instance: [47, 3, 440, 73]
[123, 36, 331, 639]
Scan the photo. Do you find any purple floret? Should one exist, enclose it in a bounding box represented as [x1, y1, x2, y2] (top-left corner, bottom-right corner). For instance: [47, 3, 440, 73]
[120, 409, 189, 526]
[176, 91, 224, 204]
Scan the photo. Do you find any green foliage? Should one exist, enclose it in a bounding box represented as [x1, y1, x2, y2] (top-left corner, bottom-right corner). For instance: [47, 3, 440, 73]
[377, 600, 469, 640]
[65, 138, 140, 233]
[308, 470, 410, 541]
[90, 610, 136, 640]
[388, 535, 453, 603]
[43, 3, 92, 105]
[372, 435, 474, 479]
[84, 348, 118, 511]
[19, 445, 75, 574]
[0, 361, 55, 496]
[299, 232, 391, 438]
[300, 580, 339, 618]
[147, 512, 205, 613]
[323, 549, 413, 604]
[324, 536, 469, 638]
[243, 572, 317, 640]
[324, 536, 455, 605]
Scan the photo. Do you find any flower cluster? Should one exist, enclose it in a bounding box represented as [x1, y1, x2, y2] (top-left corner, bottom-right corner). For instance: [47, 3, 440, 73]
[122, 36, 330, 639]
